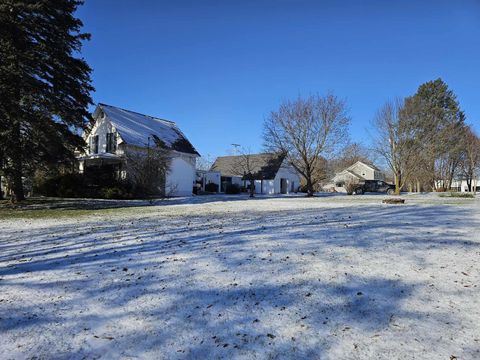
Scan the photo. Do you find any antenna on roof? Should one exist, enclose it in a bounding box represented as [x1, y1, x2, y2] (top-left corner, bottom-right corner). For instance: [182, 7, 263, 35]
[231, 143, 241, 155]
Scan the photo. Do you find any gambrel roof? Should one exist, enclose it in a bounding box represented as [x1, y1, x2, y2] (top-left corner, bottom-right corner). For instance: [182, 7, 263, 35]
[93, 103, 199, 155]
[211, 153, 286, 179]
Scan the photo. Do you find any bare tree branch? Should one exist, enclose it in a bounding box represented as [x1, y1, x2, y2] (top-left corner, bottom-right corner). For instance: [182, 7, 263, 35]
[263, 93, 350, 196]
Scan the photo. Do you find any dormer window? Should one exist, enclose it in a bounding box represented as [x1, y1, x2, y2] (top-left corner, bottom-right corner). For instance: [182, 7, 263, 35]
[90, 135, 99, 154]
[106, 132, 116, 153]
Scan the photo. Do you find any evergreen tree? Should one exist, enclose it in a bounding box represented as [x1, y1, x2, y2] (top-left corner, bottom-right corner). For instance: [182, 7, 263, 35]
[0, 0, 93, 201]
[403, 78, 465, 190]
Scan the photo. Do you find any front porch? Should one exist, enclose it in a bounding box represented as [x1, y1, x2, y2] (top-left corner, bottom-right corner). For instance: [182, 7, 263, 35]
[78, 154, 126, 183]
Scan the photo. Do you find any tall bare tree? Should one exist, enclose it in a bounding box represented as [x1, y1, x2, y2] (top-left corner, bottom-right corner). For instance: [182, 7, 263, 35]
[371, 99, 420, 195]
[460, 126, 480, 192]
[434, 121, 466, 190]
[196, 153, 214, 171]
[263, 93, 350, 196]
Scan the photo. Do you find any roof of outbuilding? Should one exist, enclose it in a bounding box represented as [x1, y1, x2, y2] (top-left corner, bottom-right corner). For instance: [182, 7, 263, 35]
[95, 103, 199, 156]
[210, 153, 286, 179]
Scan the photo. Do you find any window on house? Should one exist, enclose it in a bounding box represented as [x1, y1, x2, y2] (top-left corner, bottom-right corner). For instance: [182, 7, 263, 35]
[91, 135, 99, 154]
[106, 132, 116, 153]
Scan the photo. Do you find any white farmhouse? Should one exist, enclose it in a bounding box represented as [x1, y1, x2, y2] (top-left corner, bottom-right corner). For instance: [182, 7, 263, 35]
[77, 103, 199, 197]
[209, 153, 301, 194]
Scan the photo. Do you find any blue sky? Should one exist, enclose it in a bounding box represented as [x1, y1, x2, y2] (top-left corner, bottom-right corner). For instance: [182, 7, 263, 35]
[77, 0, 480, 159]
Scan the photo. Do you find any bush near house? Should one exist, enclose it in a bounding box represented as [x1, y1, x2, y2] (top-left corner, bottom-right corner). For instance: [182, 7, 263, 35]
[34, 173, 87, 198]
[34, 173, 134, 199]
[225, 183, 241, 194]
[344, 178, 360, 195]
[100, 186, 134, 199]
[205, 182, 219, 193]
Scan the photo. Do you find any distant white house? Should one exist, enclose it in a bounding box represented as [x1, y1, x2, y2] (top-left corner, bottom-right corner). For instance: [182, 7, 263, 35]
[449, 178, 479, 193]
[77, 103, 199, 197]
[208, 153, 301, 194]
[323, 161, 385, 192]
[332, 161, 384, 185]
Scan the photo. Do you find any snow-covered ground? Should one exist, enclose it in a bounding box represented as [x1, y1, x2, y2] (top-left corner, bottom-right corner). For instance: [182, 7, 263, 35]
[1, 193, 479, 359]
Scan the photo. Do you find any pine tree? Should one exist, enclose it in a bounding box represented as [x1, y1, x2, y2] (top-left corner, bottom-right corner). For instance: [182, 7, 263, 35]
[403, 78, 466, 191]
[0, 0, 93, 201]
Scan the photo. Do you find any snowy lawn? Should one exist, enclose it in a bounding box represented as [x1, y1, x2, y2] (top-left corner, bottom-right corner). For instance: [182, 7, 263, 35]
[0, 194, 479, 359]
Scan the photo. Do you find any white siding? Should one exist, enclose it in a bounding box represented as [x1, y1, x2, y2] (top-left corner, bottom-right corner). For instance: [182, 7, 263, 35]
[260, 179, 275, 194]
[450, 179, 480, 192]
[205, 172, 221, 188]
[332, 171, 359, 185]
[242, 162, 300, 195]
[166, 155, 196, 197]
[349, 162, 374, 180]
[273, 160, 301, 194]
[85, 114, 122, 155]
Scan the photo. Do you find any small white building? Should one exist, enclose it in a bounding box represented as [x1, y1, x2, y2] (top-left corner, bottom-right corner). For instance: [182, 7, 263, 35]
[209, 153, 301, 194]
[196, 169, 221, 193]
[77, 103, 199, 197]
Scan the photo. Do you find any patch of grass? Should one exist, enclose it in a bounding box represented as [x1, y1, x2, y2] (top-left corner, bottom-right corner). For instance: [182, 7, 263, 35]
[0, 202, 159, 220]
[0, 197, 160, 219]
[439, 192, 475, 199]
[0, 208, 98, 219]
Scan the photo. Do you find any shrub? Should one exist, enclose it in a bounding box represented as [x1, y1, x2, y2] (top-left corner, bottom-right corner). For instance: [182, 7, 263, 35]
[57, 173, 88, 198]
[34, 176, 59, 197]
[344, 179, 360, 195]
[298, 184, 309, 193]
[34, 173, 87, 198]
[34, 172, 135, 199]
[205, 182, 219, 193]
[100, 186, 132, 199]
[225, 183, 241, 194]
[439, 192, 475, 198]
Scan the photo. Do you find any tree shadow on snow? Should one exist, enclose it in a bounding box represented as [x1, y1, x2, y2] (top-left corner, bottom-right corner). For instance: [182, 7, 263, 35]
[0, 202, 478, 358]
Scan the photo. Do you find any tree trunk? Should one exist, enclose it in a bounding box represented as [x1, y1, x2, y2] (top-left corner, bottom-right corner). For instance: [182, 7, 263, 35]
[249, 178, 255, 198]
[394, 172, 401, 195]
[11, 170, 25, 202]
[9, 123, 25, 202]
[306, 175, 314, 197]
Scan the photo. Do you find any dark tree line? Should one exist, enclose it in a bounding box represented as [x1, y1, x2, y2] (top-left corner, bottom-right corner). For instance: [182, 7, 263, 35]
[0, 0, 93, 201]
